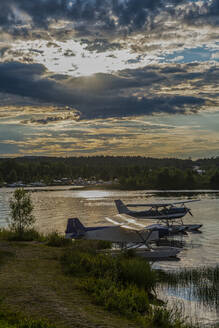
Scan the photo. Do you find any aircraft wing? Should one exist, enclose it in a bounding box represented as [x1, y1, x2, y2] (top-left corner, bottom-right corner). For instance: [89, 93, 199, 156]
[104, 215, 159, 242]
[85, 224, 158, 243]
[126, 199, 200, 207]
[105, 216, 145, 230]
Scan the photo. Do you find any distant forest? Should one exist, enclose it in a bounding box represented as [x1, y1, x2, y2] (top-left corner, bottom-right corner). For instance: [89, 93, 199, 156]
[0, 156, 219, 189]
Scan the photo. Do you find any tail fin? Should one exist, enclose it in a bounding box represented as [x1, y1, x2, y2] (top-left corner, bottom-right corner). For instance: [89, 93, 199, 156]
[114, 200, 130, 214]
[65, 218, 86, 239]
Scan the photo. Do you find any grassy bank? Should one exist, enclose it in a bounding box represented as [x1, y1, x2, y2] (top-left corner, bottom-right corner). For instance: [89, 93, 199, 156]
[0, 238, 137, 328]
[60, 244, 195, 328]
[0, 231, 217, 328]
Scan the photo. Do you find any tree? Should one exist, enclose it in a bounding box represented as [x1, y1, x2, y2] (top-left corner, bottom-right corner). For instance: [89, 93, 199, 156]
[7, 169, 17, 183]
[8, 188, 35, 236]
[210, 171, 219, 187]
[0, 172, 3, 187]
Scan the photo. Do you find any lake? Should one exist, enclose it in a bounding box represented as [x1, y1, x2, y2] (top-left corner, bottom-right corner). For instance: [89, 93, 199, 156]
[0, 186, 219, 325]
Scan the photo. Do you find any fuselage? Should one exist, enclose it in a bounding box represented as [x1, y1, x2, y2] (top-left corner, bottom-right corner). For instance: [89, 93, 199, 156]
[126, 207, 188, 220]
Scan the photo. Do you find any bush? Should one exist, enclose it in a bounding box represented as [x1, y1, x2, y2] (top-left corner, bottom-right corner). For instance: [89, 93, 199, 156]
[61, 249, 157, 293]
[61, 249, 117, 278]
[46, 232, 72, 247]
[61, 247, 194, 327]
[82, 278, 150, 317]
[71, 239, 112, 252]
[117, 257, 157, 293]
[0, 228, 43, 242]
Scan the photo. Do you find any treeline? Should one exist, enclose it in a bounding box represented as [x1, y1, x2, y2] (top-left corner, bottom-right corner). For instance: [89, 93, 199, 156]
[0, 156, 219, 189]
[118, 167, 219, 189]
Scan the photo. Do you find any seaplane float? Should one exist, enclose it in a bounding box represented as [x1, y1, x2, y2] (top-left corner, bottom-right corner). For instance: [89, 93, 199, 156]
[115, 199, 202, 232]
[65, 218, 181, 261]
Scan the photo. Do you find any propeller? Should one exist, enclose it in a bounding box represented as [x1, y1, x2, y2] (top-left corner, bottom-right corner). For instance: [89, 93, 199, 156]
[188, 209, 193, 216]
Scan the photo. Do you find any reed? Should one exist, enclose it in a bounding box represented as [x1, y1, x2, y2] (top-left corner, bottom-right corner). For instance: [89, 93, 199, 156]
[159, 266, 219, 308]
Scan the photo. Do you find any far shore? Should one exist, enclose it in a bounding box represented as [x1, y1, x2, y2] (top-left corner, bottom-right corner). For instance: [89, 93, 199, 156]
[1, 183, 219, 193]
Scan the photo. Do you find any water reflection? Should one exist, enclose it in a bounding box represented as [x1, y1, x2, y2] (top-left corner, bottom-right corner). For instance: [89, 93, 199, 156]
[74, 189, 114, 199]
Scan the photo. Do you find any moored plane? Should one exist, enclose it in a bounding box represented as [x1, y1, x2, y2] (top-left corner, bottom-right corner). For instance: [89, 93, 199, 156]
[115, 199, 202, 231]
[65, 218, 181, 260]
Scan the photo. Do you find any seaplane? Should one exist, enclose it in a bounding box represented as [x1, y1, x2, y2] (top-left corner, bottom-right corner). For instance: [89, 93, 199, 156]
[115, 199, 202, 231]
[65, 218, 181, 260]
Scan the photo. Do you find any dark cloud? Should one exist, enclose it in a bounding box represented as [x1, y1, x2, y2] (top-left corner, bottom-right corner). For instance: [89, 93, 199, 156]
[64, 50, 76, 56]
[47, 42, 59, 48]
[0, 62, 81, 106]
[0, 0, 188, 38]
[0, 61, 215, 120]
[0, 0, 217, 48]
[21, 112, 80, 125]
[178, 0, 219, 26]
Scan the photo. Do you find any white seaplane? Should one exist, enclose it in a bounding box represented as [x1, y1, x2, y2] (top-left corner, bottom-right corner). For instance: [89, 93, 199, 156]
[65, 218, 181, 260]
[115, 199, 202, 231]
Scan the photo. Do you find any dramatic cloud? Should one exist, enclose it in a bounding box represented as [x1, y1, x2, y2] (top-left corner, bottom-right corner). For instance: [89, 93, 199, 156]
[0, 61, 217, 120]
[0, 0, 218, 39]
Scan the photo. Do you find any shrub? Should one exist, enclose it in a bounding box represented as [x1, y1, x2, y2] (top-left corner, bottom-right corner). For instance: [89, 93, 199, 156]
[46, 232, 72, 247]
[71, 239, 112, 252]
[61, 249, 117, 278]
[82, 278, 150, 317]
[117, 257, 157, 293]
[61, 249, 157, 294]
[0, 228, 43, 242]
[61, 247, 193, 327]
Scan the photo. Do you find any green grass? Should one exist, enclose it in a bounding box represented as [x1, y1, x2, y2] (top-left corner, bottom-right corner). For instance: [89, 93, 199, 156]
[0, 250, 14, 266]
[0, 228, 44, 242]
[0, 239, 137, 328]
[0, 306, 54, 328]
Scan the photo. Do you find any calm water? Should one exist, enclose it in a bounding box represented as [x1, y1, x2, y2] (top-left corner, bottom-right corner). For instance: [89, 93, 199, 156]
[0, 187, 219, 325]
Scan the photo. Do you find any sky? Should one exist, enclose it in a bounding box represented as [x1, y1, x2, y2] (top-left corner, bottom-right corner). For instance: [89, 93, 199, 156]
[0, 0, 218, 158]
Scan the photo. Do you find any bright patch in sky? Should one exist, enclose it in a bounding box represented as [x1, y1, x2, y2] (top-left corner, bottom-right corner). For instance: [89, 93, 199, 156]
[11, 40, 157, 76]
